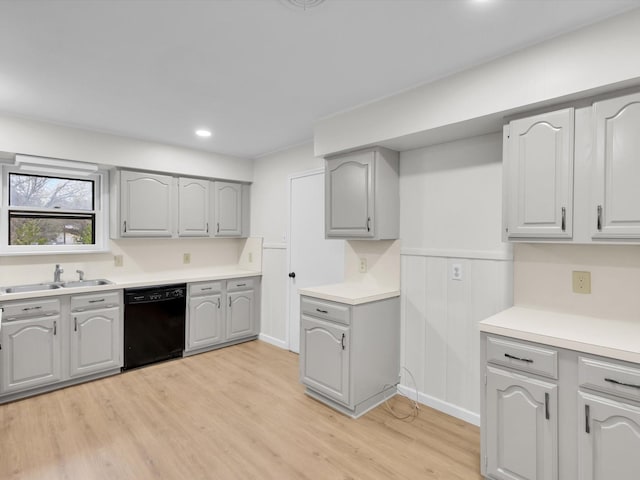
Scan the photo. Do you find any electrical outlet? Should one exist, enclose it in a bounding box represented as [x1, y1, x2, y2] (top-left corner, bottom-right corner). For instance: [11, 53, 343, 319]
[183, 253, 191, 264]
[451, 263, 463, 281]
[248, 252, 253, 263]
[114, 255, 123, 267]
[359, 258, 367, 273]
[572, 271, 591, 294]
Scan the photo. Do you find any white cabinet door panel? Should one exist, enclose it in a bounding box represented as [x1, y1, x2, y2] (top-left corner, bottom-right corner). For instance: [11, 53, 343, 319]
[120, 171, 174, 237]
[326, 152, 374, 238]
[486, 366, 558, 480]
[179, 177, 209, 237]
[226, 290, 254, 340]
[188, 294, 224, 349]
[579, 392, 640, 480]
[593, 93, 640, 238]
[70, 308, 120, 378]
[1, 317, 62, 393]
[506, 109, 574, 239]
[214, 181, 242, 237]
[300, 315, 350, 406]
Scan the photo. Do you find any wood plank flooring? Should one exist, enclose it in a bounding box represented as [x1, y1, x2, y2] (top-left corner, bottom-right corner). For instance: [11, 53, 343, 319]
[0, 341, 481, 479]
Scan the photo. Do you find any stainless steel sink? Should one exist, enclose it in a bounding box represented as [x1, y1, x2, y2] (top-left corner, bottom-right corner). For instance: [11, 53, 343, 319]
[61, 279, 113, 288]
[1, 283, 63, 294]
[1, 279, 113, 294]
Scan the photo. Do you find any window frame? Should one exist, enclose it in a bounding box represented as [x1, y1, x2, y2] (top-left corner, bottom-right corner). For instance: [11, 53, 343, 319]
[0, 164, 109, 255]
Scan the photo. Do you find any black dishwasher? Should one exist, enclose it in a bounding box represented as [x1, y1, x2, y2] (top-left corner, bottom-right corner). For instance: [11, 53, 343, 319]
[123, 284, 186, 370]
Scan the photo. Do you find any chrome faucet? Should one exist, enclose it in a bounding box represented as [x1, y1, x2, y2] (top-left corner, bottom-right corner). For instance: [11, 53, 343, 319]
[76, 270, 85, 281]
[53, 264, 64, 283]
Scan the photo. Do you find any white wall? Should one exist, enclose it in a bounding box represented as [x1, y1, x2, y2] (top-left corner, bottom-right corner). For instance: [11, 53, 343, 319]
[399, 133, 513, 424]
[251, 143, 323, 347]
[0, 113, 253, 182]
[315, 8, 640, 156]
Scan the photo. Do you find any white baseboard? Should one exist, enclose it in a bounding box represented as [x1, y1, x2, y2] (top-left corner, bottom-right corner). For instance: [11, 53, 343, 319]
[258, 333, 288, 350]
[398, 385, 480, 427]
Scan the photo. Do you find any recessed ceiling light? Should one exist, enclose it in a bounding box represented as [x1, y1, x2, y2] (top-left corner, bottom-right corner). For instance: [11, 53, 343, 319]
[195, 129, 212, 138]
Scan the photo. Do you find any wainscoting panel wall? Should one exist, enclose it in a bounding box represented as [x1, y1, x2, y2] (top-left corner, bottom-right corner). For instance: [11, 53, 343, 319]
[400, 253, 512, 425]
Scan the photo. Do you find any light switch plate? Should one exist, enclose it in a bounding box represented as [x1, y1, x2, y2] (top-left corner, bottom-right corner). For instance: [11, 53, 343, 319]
[114, 255, 123, 267]
[572, 271, 591, 294]
[451, 263, 463, 281]
[183, 253, 191, 264]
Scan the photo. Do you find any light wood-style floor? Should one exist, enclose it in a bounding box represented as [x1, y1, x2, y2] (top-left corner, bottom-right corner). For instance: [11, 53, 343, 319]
[0, 341, 481, 479]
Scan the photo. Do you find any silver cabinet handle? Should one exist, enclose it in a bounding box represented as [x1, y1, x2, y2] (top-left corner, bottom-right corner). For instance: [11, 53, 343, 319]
[217, 222, 220, 233]
[504, 353, 534, 363]
[88, 299, 105, 304]
[236, 283, 246, 287]
[545, 392, 550, 420]
[22, 306, 43, 311]
[316, 308, 328, 314]
[53, 320, 57, 336]
[585, 404, 590, 434]
[124, 220, 127, 233]
[561, 207, 566, 232]
[229, 297, 231, 308]
[341, 333, 345, 350]
[366, 217, 371, 232]
[74, 317, 78, 332]
[597, 205, 602, 231]
[217, 298, 221, 309]
[206, 222, 209, 233]
[201, 287, 213, 291]
[605, 377, 640, 390]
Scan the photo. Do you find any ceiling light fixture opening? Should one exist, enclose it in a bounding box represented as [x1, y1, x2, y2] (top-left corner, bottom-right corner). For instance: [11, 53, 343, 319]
[195, 129, 212, 138]
[281, 0, 326, 11]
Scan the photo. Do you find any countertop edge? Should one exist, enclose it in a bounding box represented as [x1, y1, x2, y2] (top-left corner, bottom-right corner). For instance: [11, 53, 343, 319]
[298, 287, 400, 306]
[0, 269, 262, 302]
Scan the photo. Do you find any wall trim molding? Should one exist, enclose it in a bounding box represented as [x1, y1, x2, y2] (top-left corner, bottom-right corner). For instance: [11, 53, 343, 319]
[398, 385, 481, 427]
[401, 247, 513, 261]
[258, 333, 288, 350]
[263, 242, 287, 250]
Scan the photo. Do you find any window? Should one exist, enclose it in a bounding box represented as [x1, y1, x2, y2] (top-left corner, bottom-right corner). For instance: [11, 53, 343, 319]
[1, 164, 108, 254]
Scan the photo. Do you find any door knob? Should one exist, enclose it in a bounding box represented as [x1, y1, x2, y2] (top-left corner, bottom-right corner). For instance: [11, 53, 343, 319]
[288, 272, 296, 278]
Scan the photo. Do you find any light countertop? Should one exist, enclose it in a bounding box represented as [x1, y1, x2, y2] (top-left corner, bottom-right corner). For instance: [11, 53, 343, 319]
[298, 283, 400, 306]
[480, 306, 640, 364]
[0, 266, 261, 302]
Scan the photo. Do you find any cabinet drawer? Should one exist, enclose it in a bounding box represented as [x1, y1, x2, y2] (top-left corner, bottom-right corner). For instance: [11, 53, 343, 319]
[301, 297, 350, 326]
[71, 292, 120, 312]
[486, 336, 558, 379]
[1, 298, 61, 320]
[189, 281, 222, 296]
[226, 278, 254, 291]
[579, 356, 640, 402]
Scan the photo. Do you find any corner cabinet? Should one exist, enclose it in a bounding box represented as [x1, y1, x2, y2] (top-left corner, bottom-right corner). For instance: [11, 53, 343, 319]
[504, 108, 574, 240]
[185, 277, 259, 355]
[591, 92, 640, 239]
[325, 147, 399, 240]
[116, 170, 175, 237]
[482, 332, 640, 480]
[299, 295, 400, 418]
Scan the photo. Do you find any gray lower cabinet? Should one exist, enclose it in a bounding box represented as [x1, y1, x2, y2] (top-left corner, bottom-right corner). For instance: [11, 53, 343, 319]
[482, 333, 640, 480]
[1, 313, 62, 394]
[0, 292, 123, 402]
[185, 277, 259, 354]
[299, 295, 399, 418]
[485, 366, 558, 480]
[69, 291, 122, 378]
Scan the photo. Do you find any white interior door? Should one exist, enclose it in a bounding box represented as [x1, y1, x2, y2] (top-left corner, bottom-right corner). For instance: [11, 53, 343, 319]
[288, 170, 344, 353]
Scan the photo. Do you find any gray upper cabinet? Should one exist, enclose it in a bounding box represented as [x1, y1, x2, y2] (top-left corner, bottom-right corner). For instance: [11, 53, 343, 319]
[505, 108, 574, 240]
[325, 147, 399, 240]
[592, 92, 640, 239]
[213, 181, 248, 238]
[485, 365, 558, 480]
[178, 177, 210, 237]
[117, 170, 175, 237]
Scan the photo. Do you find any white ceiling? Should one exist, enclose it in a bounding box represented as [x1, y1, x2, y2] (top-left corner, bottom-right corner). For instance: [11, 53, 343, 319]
[0, 0, 638, 159]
